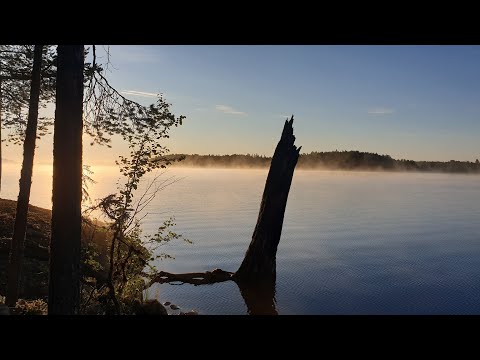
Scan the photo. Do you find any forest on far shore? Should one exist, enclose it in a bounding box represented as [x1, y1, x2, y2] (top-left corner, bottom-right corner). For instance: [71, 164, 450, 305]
[168, 151, 480, 173]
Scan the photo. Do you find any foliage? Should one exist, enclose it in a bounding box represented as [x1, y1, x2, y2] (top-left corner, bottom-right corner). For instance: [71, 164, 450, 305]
[82, 46, 184, 150]
[82, 165, 97, 204]
[0, 45, 56, 145]
[77, 46, 188, 314]
[82, 173, 190, 314]
[78, 183, 190, 314]
[14, 298, 48, 315]
[2, 44, 185, 149]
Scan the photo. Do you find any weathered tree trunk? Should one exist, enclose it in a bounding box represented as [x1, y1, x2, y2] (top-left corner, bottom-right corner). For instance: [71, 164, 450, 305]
[6, 45, 43, 307]
[235, 116, 300, 281]
[49, 45, 84, 315]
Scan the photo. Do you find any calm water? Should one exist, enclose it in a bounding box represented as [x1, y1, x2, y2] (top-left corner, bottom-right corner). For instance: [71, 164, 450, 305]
[3, 164, 480, 314]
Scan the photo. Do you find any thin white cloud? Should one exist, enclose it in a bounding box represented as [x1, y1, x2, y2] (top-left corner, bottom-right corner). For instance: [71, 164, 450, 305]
[215, 104, 247, 116]
[368, 107, 395, 115]
[110, 45, 162, 64]
[121, 90, 159, 98]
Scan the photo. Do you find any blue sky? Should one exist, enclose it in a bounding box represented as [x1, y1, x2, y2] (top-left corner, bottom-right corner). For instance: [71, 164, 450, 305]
[5, 45, 480, 165]
[105, 45, 480, 162]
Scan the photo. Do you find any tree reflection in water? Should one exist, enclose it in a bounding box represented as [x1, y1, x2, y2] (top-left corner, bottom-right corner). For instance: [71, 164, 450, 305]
[237, 274, 278, 315]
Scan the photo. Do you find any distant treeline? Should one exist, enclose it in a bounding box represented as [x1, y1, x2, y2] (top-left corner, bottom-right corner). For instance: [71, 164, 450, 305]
[167, 151, 480, 173]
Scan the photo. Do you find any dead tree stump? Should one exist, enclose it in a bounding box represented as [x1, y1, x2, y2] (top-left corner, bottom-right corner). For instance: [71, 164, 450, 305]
[148, 117, 301, 316]
[234, 116, 300, 282]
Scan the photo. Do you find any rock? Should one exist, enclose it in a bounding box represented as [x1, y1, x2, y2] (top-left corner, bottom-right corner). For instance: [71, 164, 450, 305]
[179, 312, 185, 315]
[185, 310, 198, 315]
[136, 300, 168, 315]
[163, 301, 171, 306]
[170, 304, 179, 310]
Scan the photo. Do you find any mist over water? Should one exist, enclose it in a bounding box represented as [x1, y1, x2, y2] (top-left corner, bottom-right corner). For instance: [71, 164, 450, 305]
[170, 152, 480, 173]
[3, 165, 480, 314]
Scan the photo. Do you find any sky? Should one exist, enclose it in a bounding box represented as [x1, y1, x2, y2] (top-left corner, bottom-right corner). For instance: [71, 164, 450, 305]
[4, 45, 480, 166]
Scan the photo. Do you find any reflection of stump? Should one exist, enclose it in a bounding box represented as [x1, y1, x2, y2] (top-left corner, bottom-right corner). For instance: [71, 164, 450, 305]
[235, 116, 300, 281]
[237, 277, 278, 315]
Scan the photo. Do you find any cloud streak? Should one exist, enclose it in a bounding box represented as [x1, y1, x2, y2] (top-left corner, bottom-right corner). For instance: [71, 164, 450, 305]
[215, 104, 247, 116]
[368, 107, 395, 115]
[121, 90, 159, 98]
[110, 45, 162, 64]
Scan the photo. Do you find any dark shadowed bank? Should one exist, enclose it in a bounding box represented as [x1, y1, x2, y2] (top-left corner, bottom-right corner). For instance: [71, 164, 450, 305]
[0, 198, 110, 301]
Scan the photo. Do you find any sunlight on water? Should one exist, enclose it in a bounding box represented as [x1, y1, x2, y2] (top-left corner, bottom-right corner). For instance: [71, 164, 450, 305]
[3, 165, 480, 314]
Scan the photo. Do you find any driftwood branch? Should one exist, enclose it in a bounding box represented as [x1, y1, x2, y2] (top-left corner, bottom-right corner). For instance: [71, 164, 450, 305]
[148, 269, 234, 286]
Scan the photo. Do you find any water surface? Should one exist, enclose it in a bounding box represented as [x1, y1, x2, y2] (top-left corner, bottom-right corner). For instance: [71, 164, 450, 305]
[3, 164, 480, 314]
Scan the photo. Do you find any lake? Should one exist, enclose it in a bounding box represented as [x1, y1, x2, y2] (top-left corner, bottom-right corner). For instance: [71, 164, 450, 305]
[3, 164, 480, 314]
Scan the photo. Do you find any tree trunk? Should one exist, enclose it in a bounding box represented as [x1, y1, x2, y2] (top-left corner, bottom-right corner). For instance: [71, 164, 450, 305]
[5, 45, 43, 307]
[235, 116, 300, 281]
[49, 45, 84, 315]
